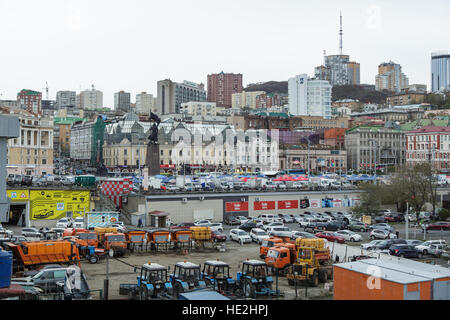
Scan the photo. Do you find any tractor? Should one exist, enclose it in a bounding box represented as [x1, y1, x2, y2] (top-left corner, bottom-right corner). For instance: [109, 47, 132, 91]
[235, 260, 279, 298]
[135, 262, 173, 300]
[169, 261, 207, 299]
[201, 260, 235, 294]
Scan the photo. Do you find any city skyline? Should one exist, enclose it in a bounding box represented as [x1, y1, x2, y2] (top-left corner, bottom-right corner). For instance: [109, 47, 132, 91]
[1, 0, 449, 107]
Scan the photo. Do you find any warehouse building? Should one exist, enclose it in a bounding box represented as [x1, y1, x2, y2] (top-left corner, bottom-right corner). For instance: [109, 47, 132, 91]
[334, 258, 450, 300]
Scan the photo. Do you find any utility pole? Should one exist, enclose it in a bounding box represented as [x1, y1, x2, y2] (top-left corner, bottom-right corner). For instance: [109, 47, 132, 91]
[406, 202, 409, 240]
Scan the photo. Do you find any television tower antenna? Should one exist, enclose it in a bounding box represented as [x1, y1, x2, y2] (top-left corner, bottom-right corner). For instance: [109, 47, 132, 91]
[339, 11, 343, 55]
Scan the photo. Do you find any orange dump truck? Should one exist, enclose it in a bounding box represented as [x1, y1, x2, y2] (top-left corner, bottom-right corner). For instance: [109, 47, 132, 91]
[265, 242, 297, 275]
[259, 237, 283, 259]
[5, 240, 81, 272]
[126, 231, 148, 252]
[95, 227, 127, 257]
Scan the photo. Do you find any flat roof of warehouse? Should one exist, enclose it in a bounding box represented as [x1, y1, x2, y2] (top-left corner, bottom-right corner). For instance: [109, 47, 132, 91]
[335, 260, 430, 285]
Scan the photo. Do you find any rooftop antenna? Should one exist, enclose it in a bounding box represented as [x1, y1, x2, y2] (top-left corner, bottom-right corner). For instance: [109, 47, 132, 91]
[339, 11, 343, 55]
[44, 81, 49, 100]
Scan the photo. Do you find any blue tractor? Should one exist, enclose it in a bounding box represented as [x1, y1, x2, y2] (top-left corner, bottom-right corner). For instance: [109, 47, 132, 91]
[201, 260, 236, 295]
[169, 261, 207, 299]
[136, 262, 173, 300]
[235, 260, 280, 298]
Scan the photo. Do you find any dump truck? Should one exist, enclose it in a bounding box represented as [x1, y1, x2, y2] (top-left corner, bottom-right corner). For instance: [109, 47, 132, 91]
[5, 240, 81, 273]
[235, 260, 279, 298]
[286, 238, 333, 287]
[264, 242, 297, 276]
[126, 231, 148, 252]
[95, 227, 127, 257]
[149, 230, 171, 251]
[170, 229, 193, 251]
[201, 260, 235, 294]
[259, 237, 284, 259]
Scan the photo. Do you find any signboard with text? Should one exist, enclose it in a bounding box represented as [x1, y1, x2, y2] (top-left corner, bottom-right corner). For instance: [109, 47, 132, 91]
[278, 200, 299, 210]
[254, 201, 276, 211]
[225, 202, 249, 212]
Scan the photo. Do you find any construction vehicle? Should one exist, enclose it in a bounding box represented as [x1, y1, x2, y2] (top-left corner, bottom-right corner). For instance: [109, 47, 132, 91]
[286, 238, 333, 287]
[126, 231, 148, 252]
[235, 260, 279, 298]
[170, 229, 193, 251]
[149, 229, 171, 251]
[259, 237, 283, 259]
[169, 261, 207, 299]
[264, 242, 297, 276]
[4, 240, 81, 273]
[95, 227, 127, 257]
[201, 260, 235, 294]
[63, 228, 106, 264]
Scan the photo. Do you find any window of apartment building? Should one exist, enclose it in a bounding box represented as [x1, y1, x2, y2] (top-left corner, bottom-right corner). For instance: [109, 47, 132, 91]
[42, 159, 46, 165]
[124, 149, 127, 155]
[124, 160, 127, 166]
[161, 150, 164, 156]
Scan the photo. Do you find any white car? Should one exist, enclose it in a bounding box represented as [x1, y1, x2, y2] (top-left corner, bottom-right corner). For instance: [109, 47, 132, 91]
[207, 223, 223, 233]
[56, 218, 73, 228]
[73, 217, 85, 229]
[298, 217, 314, 228]
[194, 219, 212, 226]
[415, 240, 447, 255]
[235, 216, 249, 225]
[334, 230, 362, 242]
[250, 228, 270, 244]
[290, 231, 316, 240]
[262, 222, 284, 231]
[361, 240, 384, 250]
[229, 229, 252, 244]
[369, 229, 396, 240]
[110, 223, 127, 233]
[258, 214, 275, 224]
[266, 226, 291, 237]
[0, 226, 14, 239]
[279, 214, 294, 224]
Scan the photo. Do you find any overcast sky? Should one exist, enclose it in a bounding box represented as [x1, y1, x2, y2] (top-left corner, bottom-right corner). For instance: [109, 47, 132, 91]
[1, 0, 449, 107]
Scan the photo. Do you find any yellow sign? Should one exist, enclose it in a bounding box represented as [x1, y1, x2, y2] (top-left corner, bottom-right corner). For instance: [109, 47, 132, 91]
[30, 190, 90, 220]
[7, 190, 29, 202]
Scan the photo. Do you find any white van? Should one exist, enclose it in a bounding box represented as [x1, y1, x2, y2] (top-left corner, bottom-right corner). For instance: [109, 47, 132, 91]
[258, 214, 275, 224]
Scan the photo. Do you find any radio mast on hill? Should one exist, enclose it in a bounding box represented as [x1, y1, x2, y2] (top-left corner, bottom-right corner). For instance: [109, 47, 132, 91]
[339, 12, 343, 55]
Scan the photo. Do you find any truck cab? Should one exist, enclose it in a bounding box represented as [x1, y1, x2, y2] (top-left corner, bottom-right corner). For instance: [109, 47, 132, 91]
[265, 243, 297, 275]
[101, 232, 127, 256]
[259, 237, 283, 259]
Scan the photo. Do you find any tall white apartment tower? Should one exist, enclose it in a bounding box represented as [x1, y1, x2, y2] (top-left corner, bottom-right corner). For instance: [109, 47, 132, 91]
[288, 74, 332, 119]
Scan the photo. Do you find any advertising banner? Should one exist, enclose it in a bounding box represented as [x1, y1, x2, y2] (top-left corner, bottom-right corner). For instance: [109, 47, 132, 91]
[254, 201, 276, 211]
[225, 202, 249, 213]
[309, 199, 321, 208]
[299, 199, 310, 209]
[30, 190, 90, 220]
[332, 199, 342, 208]
[278, 200, 299, 210]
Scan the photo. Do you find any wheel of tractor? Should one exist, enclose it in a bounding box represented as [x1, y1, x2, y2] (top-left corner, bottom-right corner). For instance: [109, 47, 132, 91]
[88, 254, 99, 264]
[204, 278, 213, 287]
[308, 271, 319, 287]
[140, 286, 149, 300]
[318, 269, 328, 283]
[244, 279, 255, 298]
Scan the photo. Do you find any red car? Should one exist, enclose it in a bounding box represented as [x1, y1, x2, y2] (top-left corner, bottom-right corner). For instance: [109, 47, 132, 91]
[169, 222, 195, 230]
[315, 231, 345, 243]
[426, 222, 450, 231]
[211, 230, 227, 242]
[383, 215, 396, 222]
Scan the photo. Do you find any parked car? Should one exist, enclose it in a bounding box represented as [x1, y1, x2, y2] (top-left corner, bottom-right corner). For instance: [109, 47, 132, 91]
[304, 221, 327, 233]
[229, 229, 252, 244]
[194, 219, 212, 226]
[368, 223, 395, 233]
[297, 217, 314, 228]
[415, 240, 447, 255]
[429, 244, 446, 257]
[211, 230, 227, 242]
[165, 184, 180, 192]
[258, 214, 275, 224]
[224, 216, 240, 226]
[266, 226, 290, 237]
[373, 216, 386, 223]
[388, 244, 422, 258]
[110, 223, 127, 233]
[369, 229, 397, 240]
[426, 221, 450, 231]
[239, 222, 258, 232]
[24, 264, 63, 277]
[207, 223, 223, 233]
[170, 222, 195, 229]
[235, 216, 249, 225]
[378, 209, 392, 216]
[13, 267, 68, 293]
[290, 231, 317, 240]
[325, 221, 346, 231]
[373, 239, 407, 251]
[278, 214, 294, 224]
[315, 231, 345, 243]
[73, 217, 85, 229]
[262, 222, 284, 231]
[334, 230, 362, 242]
[361, 240, 384, 250]
[21, 228, 42, 240]
[56, 218, 73, 228]
[348, 221, 369, 232]
[6, 174, 15, 186]
[406, 240, 424, 246]
[249, 228, 270, 244]
[22, 175, 33, 186]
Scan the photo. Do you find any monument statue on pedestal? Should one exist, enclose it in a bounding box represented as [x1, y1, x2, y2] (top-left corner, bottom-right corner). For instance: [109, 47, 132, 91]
[146, 112, 161, 176]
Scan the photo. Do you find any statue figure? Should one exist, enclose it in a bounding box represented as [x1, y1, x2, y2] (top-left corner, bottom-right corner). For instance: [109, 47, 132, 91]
[147, 112, 161, 145]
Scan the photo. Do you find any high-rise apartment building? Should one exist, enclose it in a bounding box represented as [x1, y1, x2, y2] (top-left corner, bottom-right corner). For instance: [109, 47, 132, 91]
[157, 80, 206, 115]
[76, 87, 103, 110]
[56, 91, 76, 109]
[315, 55, 360, 86]
[231, 91, 265, 109]
[207, 72, 243, 108]
[431, 51, 450, 92]
[136, 92, 156, 114]
[288, 74, 332, 119]
[375, 61, 409, 93]
[17, 89, 42, 115]
[114, 91, 131, 113]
